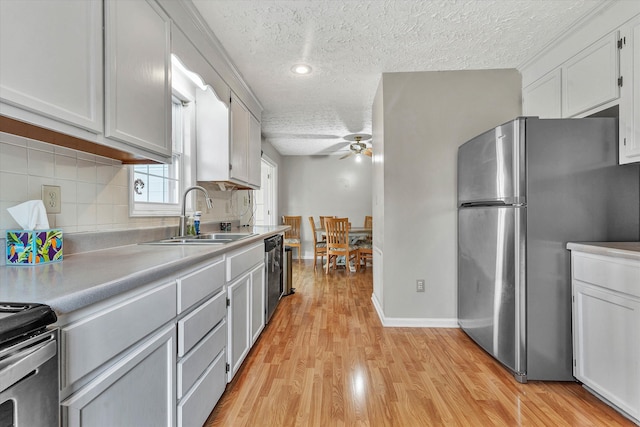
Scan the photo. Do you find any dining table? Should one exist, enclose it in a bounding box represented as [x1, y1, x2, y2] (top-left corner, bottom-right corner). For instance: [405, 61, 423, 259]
[319, 227, 372, 244]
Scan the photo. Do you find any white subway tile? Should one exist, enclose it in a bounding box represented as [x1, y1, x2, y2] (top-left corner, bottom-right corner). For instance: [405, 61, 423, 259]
[77, 182, 97, 204]
[55, 154, 77, 180]
[28, 149, 55, 178]
[0, 143, 28, 173]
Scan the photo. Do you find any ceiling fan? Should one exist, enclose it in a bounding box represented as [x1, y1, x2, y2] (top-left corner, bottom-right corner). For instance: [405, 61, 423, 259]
[339, 134, 372, 159]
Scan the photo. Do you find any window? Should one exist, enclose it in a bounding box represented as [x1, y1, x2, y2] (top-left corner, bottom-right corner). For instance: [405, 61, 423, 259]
[129, 98, 191, 216]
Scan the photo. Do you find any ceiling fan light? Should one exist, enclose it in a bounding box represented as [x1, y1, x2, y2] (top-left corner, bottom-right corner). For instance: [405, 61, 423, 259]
[291, 64, 312, 75]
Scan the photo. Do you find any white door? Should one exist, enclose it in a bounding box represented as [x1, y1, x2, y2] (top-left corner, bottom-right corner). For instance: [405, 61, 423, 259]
[255, 156, 277, 226]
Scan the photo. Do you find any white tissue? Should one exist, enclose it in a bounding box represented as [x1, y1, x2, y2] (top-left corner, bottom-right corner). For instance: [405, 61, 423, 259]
[7, 200, 50, 230]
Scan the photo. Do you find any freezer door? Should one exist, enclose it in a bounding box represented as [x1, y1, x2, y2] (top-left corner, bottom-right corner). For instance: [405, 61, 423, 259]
[457, 118, 525, 206]
[458, 206, 526, 377]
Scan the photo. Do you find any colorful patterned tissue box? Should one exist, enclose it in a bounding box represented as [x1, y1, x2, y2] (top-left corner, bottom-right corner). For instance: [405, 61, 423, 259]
[6, 229, 63, 265]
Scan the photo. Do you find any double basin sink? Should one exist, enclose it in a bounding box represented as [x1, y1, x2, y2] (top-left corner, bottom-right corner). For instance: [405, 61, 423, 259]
[144, 233, 257, 245]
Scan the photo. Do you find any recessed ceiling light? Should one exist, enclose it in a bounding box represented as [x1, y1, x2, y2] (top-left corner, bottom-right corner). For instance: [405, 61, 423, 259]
[291, 64, 312, 75]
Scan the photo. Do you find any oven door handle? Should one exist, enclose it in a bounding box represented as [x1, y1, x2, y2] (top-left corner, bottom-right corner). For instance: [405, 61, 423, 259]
[0, 339, 56, 392]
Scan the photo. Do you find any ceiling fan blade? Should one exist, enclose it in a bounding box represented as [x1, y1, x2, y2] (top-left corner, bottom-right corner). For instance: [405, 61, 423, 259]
[363, 148, 372, 157]
[339, 152, 353, 160]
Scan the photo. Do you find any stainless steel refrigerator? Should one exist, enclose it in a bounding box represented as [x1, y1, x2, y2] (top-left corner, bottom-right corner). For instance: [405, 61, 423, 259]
[457, 117, 639, 382]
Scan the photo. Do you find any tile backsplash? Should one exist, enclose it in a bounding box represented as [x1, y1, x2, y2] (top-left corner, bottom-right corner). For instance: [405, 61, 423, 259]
[0, 132, 252, 237]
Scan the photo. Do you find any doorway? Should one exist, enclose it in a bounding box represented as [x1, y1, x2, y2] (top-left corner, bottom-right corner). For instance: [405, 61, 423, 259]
[255, 155, 277, 226]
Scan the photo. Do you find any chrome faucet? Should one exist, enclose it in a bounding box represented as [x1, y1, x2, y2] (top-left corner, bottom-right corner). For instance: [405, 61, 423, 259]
[179, 185, 214, 236]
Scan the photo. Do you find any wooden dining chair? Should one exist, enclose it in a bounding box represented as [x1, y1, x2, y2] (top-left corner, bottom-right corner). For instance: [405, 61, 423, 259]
[282, 216, 302, 260]
[354, 215, 373, 269]
[308, 216, 326, 271]
[324, 217, 359, 273]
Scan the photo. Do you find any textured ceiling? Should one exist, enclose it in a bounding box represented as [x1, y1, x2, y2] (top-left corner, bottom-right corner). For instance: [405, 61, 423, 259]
[192, 0, 604, 156]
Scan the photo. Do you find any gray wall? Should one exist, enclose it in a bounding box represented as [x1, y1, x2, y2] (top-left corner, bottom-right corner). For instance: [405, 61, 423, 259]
[374, 69, 522, 320]
[280, 155, 372, 258]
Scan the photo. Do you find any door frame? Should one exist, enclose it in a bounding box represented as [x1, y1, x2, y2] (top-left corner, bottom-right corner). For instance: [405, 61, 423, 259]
[255, 154, 277, 226]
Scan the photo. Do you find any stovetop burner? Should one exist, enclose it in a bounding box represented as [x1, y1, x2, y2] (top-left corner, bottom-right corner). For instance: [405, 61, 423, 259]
[0, 302, 57, 347]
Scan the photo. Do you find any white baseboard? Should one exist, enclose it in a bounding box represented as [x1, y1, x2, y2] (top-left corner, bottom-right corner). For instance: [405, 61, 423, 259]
[371, 293, 459, 328]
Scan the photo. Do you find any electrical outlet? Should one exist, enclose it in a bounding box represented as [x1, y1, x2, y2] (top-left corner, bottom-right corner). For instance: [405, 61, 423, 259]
[42, 185, 61, 214]
[416, 279, 425, 292]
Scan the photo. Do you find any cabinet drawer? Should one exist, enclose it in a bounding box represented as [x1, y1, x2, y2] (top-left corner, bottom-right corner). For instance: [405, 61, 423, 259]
[573, 252, 640, 298]
[61, 281, 177, 388]
[177, 319, 226, 399]
[178, 349, 226, 427]
[177, 256, 225, 314]
[177, 290, 226, 357]
[227, 241, 264, 282]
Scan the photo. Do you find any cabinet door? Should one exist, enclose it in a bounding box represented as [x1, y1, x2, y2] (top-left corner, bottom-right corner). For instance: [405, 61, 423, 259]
[62, 324, 176, 427]
[196, 86, 231, 182]
[250, 263, 266, 345]
[562, 32, 620, 117]
[0, 0, 102, 132]
[248, 114, 262, 187]
[573, 282, 640, 421]
[104, 0, 172, 157]
[523, 69, 562, 118]
[619, 15, 640, 164]
[230, 94, 250, 183]
[227, 274, 250, 382]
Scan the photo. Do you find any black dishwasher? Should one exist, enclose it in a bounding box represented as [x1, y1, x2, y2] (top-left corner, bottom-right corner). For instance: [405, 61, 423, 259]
[264, 234, 283, 323]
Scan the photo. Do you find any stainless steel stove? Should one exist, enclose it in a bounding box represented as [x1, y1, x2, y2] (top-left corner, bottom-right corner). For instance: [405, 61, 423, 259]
[0, 302, 59, 427]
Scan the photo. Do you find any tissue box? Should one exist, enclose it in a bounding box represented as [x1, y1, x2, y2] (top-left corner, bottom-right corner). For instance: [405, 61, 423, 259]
[6, 229, 63, 265]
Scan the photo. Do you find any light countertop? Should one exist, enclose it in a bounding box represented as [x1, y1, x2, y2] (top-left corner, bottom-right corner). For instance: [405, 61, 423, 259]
[566, 241, 640, 262]
[0, 225, 287, 314]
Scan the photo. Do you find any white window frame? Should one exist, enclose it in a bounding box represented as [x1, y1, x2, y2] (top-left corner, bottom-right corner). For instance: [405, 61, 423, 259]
[129, 94, 195, 217]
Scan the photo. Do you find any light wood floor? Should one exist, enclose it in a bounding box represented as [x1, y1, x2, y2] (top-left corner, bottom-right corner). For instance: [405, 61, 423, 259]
[205, 260, 634, 426]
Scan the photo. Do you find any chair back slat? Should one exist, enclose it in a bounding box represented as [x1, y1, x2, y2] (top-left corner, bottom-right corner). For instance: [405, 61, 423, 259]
[325, 217, 350, 250]
[282, 216, 301, 239]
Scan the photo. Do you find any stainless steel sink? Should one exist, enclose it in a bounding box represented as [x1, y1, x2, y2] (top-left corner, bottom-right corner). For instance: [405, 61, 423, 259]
[142, 233, 257, 245]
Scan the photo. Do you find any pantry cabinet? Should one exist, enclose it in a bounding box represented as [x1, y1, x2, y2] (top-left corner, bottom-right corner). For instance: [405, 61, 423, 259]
[619, 15, 640, 164]
[570, 247, 640, 424]
[104, 0, 172, 157]
[0, 0, 103, 132]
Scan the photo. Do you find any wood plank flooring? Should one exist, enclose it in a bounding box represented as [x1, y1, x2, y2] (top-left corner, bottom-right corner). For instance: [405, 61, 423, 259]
[205, 260, 634, 426]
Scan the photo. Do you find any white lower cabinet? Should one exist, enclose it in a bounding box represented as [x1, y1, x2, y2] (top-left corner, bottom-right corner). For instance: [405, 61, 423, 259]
[250, 263, 266, 345]
[227, 272, 251, 381]
[571, 250, 640, 423]
[226, 241, 266, 381]
[61, 324, 176, 427]
[59, 241, 271, 426]
[175, 258, 228, 427]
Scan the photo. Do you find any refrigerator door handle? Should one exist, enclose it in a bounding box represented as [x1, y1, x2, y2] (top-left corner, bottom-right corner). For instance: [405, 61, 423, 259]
[460, 201, 508, 208]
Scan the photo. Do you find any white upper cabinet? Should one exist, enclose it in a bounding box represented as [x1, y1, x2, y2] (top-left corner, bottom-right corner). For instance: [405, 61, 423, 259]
[562, 32, 620, 117]
[0, 0, 103, 132]
[197, 90, 261, 189]
[230, 94, 250, 184]
[619, 15, 640, 164]
[248, 114, 262, 187]
[104, 0, 172, 157]
[196, 86, 230, 182]
[523, 69, 562, 118]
